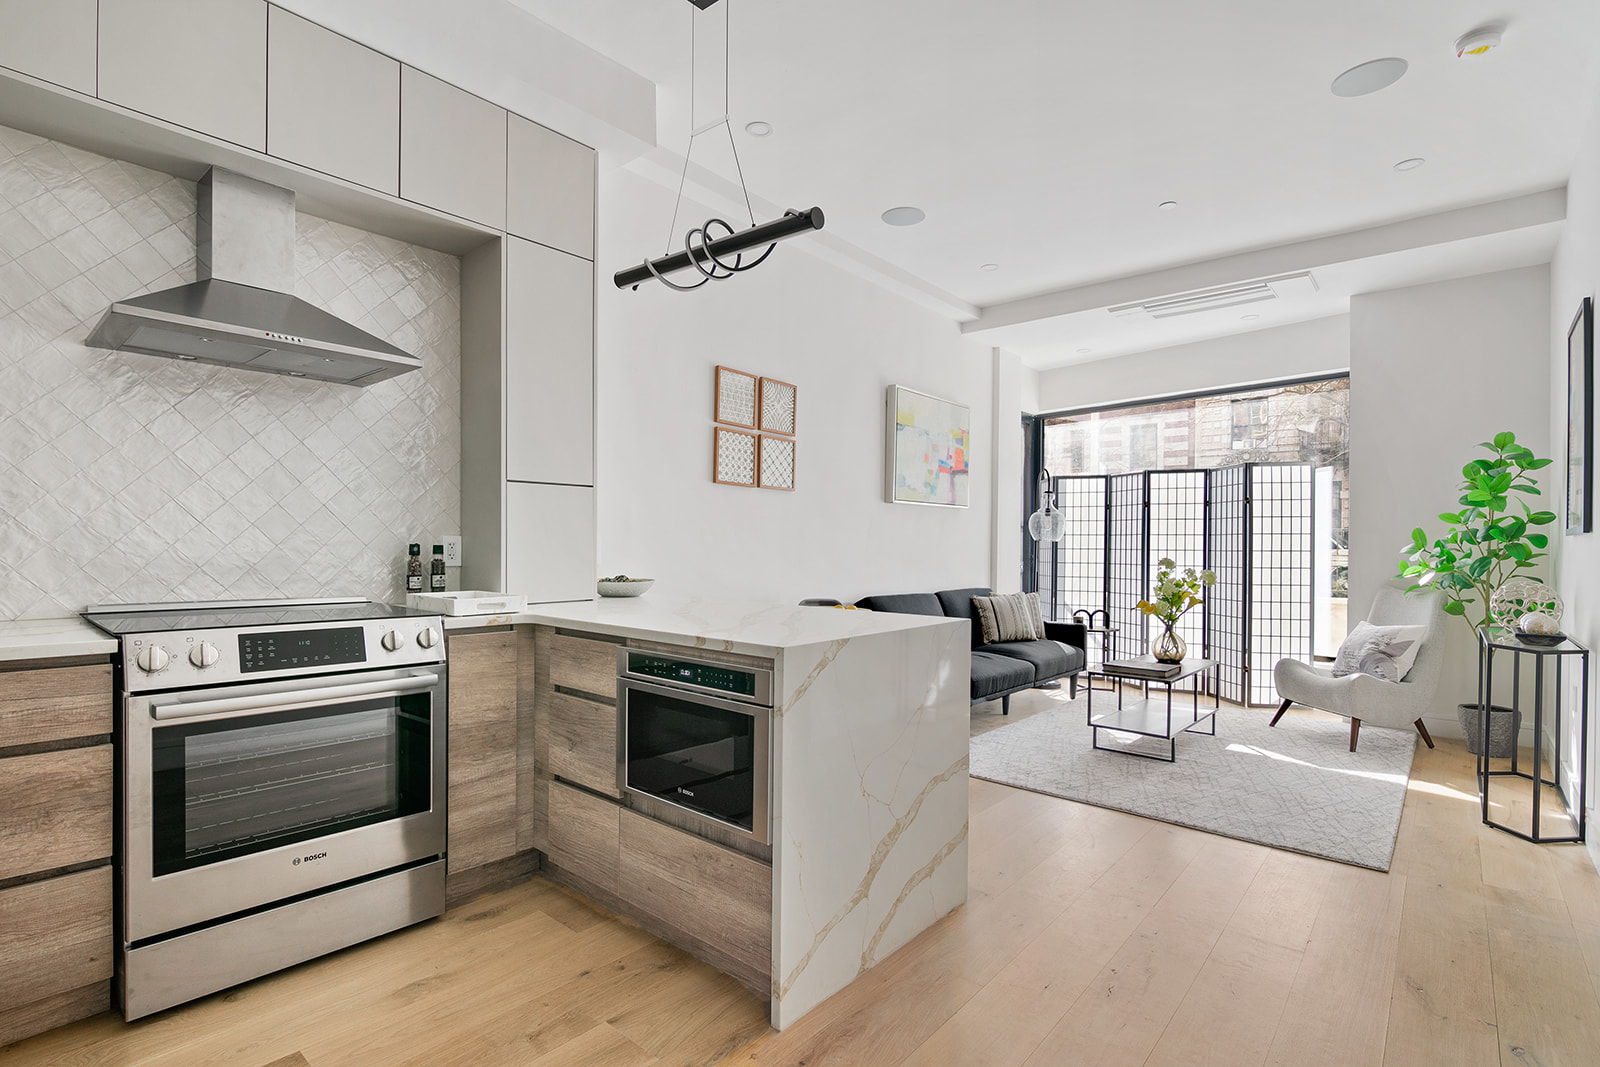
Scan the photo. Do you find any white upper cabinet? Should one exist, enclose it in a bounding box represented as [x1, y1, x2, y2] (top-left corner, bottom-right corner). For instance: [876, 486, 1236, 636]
[98, 0, 267, 151]
[507, 114, 595, 260]
[505, 482, 596, 604]
[400, 66, 506, 229]
[506, 237, 594, 487]
[267, 8, 399, 195]
[0, 0, 96, 94]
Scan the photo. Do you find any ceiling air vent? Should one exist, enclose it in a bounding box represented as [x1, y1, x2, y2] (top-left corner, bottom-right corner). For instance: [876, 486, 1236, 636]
[1109, 272, 1319, 320]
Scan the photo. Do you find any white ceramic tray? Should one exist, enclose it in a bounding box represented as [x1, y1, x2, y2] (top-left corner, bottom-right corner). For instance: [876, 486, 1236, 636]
[406, 591, 527, 616]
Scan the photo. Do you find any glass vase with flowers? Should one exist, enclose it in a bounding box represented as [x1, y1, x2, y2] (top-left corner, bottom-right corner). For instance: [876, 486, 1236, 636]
[1137, 558, 1217, 663]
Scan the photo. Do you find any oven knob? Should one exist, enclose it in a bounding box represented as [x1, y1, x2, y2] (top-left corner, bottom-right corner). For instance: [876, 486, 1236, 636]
[416, 627, 439, 649]
[188, 642, 220, 668]
[381, 630, 404, 652]
[136, 645, 170, 673]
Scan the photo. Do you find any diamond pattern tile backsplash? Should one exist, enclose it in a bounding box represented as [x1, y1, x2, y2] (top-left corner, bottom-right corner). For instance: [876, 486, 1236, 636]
[0, 124, 461, 618]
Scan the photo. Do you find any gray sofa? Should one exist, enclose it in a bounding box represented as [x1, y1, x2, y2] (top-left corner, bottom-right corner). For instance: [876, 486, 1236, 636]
[854, 587, 1087, 714]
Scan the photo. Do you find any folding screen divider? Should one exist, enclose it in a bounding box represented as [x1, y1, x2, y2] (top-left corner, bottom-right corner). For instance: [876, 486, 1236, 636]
[1038, 463, 1314, 706]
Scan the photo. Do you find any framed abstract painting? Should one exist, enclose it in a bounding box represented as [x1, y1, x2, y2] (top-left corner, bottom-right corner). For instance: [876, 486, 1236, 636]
[1569, 296, 1592, 535]
[885, 385, 970, 507]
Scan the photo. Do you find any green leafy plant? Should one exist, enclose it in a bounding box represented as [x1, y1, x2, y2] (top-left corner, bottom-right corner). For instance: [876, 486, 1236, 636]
[1138, 558, 1217, 626]
[1398, 431, 1556, 631]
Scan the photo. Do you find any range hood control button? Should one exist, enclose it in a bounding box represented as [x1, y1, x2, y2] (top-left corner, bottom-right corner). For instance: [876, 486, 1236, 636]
[136, 645, 170, 674]
[417, 627, 439, 649]
[381, 630, 404, 652]
[189, 642, 219, 668]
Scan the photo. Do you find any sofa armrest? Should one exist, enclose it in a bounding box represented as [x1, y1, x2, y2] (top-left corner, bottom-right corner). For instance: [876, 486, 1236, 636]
[1042, 620, 1087, 651]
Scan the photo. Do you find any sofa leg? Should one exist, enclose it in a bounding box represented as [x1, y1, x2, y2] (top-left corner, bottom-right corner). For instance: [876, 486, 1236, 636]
[1414, 718, 1435, 749]
[1001, 693, 1009, 716]
[1270, 698, 1292, 727]
[1349, 718, 1361, 752]
[1068, 676, 1078, 699]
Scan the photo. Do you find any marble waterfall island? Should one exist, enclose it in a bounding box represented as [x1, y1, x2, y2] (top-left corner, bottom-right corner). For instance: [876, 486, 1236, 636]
[521, 596, 972, 1028]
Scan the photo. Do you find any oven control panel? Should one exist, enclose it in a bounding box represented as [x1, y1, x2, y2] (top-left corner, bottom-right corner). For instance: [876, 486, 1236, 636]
[123, 617, 445, 693]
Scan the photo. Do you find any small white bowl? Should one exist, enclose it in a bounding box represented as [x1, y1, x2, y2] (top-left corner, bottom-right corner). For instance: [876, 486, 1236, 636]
[597, 578, 654, 598]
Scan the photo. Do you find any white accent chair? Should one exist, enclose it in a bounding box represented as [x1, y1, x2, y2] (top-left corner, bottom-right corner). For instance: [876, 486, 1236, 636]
[1271, 587, 1445, 751]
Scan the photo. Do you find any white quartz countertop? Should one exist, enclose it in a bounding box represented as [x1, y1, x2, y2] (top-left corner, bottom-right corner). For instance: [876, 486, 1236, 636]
[0, 617, 118, 662]
[440, 594, 963, 656]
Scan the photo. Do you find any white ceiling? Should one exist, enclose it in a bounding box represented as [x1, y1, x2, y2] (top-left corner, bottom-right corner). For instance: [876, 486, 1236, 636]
[287, 0, 1600, 368]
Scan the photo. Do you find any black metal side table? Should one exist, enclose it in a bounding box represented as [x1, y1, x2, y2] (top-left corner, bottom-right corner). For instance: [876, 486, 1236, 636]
[1476, 627, 1588, 843]
[1071, 609, 1120, 691]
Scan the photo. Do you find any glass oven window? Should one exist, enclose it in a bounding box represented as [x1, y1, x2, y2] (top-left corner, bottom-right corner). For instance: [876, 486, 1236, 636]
[626, 688, 754, 832]
[151, 694, 431, 876]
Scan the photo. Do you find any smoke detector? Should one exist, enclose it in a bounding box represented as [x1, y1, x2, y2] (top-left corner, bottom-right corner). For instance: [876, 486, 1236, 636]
[1455, 26, 1503, 59]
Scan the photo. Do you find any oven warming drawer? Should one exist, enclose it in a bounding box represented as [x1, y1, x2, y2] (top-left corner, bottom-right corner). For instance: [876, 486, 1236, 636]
[120, 858, 444, 1021]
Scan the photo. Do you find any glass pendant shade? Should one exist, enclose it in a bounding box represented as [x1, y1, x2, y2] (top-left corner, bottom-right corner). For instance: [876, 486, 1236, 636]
[1028, 503, 1066, 542]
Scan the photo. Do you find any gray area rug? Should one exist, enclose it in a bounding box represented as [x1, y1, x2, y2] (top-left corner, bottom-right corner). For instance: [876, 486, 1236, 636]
[968, 703, 1417, 871]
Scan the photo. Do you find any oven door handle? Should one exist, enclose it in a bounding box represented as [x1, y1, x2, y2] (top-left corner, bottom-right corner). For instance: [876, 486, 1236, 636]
[150, 673, 442, 721]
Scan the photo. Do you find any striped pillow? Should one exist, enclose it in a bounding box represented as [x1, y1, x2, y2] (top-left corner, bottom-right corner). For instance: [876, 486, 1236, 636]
[972, 592, 1043, 644]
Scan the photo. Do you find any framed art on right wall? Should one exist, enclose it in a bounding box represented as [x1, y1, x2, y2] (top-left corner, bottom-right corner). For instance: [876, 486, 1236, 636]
[1568, 296, 1593, 535]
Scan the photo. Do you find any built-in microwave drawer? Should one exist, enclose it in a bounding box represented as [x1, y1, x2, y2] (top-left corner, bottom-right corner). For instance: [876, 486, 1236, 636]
[617, 675, 770, 845]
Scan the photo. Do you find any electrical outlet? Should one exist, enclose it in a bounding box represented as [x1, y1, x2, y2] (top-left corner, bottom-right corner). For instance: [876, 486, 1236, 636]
[442, 536, 463, 567]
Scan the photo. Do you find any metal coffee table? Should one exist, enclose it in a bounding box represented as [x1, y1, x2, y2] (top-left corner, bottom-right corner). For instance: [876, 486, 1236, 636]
[1086, 656, 1220, 762]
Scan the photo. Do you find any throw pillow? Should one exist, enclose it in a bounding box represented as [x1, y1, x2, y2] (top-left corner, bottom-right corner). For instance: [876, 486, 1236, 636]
[972, 592, 1042, 644]
[1331, 621, 1427, 682]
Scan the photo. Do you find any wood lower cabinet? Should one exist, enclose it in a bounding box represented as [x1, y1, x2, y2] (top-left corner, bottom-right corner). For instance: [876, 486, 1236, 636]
[618, 809, 772, 991]
[445, 629, 520, 895]
[545, 779, 620, 893]
[0, 658, 113, 1046]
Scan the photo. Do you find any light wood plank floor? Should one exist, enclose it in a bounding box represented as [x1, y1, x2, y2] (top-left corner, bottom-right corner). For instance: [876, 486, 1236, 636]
[5, 689, 1599, 1067]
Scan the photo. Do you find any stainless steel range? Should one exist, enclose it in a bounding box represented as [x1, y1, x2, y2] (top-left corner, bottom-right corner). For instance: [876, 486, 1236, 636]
[81, 597, 449, 1021]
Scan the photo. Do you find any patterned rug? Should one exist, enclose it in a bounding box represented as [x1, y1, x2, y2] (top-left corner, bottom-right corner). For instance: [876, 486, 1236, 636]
[968, 702, 1417, 871]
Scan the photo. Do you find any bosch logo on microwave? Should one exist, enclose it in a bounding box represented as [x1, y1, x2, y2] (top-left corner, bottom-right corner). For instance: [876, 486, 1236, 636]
[677, 787, 696, 798]
[292, 852, 329, 866]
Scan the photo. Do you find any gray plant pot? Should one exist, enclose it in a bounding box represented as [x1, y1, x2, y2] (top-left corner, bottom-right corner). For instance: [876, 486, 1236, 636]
[1456, 703, 1522, 757]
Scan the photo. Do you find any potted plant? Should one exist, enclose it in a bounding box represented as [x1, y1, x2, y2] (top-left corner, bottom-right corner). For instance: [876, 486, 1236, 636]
[1398, 431, 1557, 755]
[1137, 558, 1217, 663]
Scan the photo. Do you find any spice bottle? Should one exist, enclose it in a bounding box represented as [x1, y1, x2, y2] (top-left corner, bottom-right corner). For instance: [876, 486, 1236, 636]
[430, 544, 446, 592]
[406, 543, 424, 594]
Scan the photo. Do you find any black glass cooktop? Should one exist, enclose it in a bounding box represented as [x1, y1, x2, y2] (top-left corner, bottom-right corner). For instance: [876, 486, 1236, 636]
[81, 598, 429, 636]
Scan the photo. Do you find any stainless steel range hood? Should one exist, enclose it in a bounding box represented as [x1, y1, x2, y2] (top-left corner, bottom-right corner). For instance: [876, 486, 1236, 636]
[87, 168, 420, 386]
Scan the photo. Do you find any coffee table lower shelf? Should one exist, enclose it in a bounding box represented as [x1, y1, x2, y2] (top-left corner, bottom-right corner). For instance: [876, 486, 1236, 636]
[1089, 701, 1216, 763]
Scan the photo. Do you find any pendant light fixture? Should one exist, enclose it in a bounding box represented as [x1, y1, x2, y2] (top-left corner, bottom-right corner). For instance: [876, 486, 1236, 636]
[614, 0, 824, 292]
[1028, 469, 1066, 543]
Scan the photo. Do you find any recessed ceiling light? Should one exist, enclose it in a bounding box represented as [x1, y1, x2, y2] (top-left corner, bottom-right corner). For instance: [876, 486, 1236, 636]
[1455, 27, 1502, 59]
[744, 120, 773, 137]
[1241, 314, 1261, 321]
[881, 206, 926, 227]
[1158, 201, 1178, 211]
[1393, 157, 1426, 172]
[979, 263, 999, 272]
[1330, 57, 1409, 98]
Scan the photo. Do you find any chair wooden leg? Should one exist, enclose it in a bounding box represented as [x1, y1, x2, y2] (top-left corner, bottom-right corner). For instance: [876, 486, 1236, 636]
[1414, 718, 1435, 749]
[1349, 717, 1361, 752]
[1269, 698, 1292, 727]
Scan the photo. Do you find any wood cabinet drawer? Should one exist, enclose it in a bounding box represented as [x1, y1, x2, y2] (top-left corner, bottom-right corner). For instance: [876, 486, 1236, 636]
[545, 780, 619, 894]
[0, 663, 111, 748]
[547, 691, 619, 797]
[548, 633, 618, 698]
[447, 630, 517, 728]
[0, 867, 112, 1015]
[618, 809, 771, 986]
[0, 746, 111, 881]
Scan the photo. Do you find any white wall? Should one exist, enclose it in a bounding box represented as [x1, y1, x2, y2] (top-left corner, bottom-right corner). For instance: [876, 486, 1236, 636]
[594, 166, 995, 605]
[1033, 315, 1350, 413]
[1550, 82, 1600, 858]
[991, 348, 1024, 592]
[1350, 266, 1552, 737]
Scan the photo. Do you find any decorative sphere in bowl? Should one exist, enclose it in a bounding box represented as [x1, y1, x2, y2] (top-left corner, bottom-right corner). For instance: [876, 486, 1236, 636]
[597, 575, 653, 598]
[1519, 611, 1559, 635]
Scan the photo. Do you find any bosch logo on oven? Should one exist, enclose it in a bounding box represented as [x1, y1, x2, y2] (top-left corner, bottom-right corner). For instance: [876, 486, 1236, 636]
[292, 852, 329, 866]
